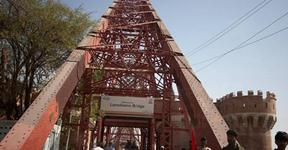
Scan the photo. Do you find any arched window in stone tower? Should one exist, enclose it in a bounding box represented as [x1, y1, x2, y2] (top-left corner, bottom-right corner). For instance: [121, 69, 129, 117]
[267, 116, 274, 129]
[258, 116, 265, 127]
[238, 116, 244, 126]
[247, 116, 253, 127]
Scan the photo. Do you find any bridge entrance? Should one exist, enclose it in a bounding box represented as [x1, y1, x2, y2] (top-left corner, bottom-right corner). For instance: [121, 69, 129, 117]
[96, 95, 154, 150]
[100, 116, 152, 150]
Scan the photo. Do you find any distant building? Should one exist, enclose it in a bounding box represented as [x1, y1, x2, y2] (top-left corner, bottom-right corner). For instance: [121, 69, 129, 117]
[215, 90, 277, 150]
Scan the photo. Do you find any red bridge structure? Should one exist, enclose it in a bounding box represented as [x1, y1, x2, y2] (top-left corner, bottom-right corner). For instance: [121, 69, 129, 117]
[0, 0, 229, 149]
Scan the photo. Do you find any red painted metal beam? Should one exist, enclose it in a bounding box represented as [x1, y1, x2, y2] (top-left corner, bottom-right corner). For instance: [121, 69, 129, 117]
[170, 51, 229, 150]
[155, 25, 229, 150]
[147, 2, 229, 149]
[104, 120, 150, 128]
[0, 50, 86, 150]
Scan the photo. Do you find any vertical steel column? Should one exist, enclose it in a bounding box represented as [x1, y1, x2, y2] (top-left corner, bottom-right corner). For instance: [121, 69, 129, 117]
[159, 72, 174, 149]
[160, 97, 172, 150]
[97, 117, 104, 143]
[149, 119, 156, 150]
[78, 69, 92, 149]
[105, 126, 111, 144]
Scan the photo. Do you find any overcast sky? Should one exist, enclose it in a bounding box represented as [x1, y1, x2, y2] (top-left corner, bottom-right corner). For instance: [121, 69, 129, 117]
[61, 0, 288, 148]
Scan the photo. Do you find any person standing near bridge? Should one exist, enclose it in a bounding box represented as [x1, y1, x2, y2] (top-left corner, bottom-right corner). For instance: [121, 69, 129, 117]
[222, 130, 245, 150]
[93, 142, 104, 150]
[197, 137, 211, 150]
[274, 131, 288, 150]
[104, 142, 115, 150]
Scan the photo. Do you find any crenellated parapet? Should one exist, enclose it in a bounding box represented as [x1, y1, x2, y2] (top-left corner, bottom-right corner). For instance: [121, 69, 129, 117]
[216, 90, 276, 101]
[215, 90, 277, 150]
[215, 90, 276, 116]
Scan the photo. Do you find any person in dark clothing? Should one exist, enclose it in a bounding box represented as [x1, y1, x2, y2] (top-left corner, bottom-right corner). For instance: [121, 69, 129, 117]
[131, 141, 138, 150]
[274, 131, 288, 150]
[222, 129, 245, 150]
[125, 140, 132, 150]
[197, 137, 211, 150]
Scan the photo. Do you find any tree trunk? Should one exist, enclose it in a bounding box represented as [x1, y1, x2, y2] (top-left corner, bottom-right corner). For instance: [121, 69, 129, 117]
[24, 67, 35, 110]
[6, 73, 18, 119]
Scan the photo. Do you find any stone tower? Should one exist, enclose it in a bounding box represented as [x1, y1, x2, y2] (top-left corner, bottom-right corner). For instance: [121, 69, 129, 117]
[215, 90, 277, 150]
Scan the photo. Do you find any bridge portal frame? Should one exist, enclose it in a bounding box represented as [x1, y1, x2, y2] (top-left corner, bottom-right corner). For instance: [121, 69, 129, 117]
[0, 0, 229, 150]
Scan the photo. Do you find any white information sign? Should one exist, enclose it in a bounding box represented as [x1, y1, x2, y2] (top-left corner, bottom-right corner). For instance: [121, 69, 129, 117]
[100, 95, 154, 116]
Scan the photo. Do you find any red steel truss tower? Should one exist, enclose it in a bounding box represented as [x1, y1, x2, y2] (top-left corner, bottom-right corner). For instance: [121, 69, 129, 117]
[0, 0, 229, 149]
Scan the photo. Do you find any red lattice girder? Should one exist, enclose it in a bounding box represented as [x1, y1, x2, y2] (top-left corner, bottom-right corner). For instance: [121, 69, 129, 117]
[0, 0, 229, 149]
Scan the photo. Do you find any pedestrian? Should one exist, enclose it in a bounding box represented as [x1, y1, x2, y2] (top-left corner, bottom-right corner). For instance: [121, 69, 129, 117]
[104, 141, 115, 150]
[93, 142, 104, 150]
[274, 131, 288, 150]
[222, 129, 245, 150]
[197, 137, 211, 150]
[125, 140, 132, 150]
[131, 140, 138, 150]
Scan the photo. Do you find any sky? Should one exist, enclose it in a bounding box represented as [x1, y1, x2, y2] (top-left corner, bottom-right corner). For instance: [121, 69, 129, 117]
[61, 0, 288, 148]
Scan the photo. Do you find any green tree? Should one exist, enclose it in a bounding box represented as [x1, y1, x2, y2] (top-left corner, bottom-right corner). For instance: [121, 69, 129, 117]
[0, 0, 93, 119]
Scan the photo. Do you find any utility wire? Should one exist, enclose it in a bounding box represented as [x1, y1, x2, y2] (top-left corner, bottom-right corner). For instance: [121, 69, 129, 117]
[194, 10, 288, 72]
[238, 26, 288, 49]
[186, 0, 273, 57]
[192, 55, 219, 66]
[192, 25, 288, 66]
[172, 23, 288, 83]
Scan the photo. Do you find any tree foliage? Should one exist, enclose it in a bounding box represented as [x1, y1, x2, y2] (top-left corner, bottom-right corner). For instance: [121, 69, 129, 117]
[0, 0, 93, 119]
